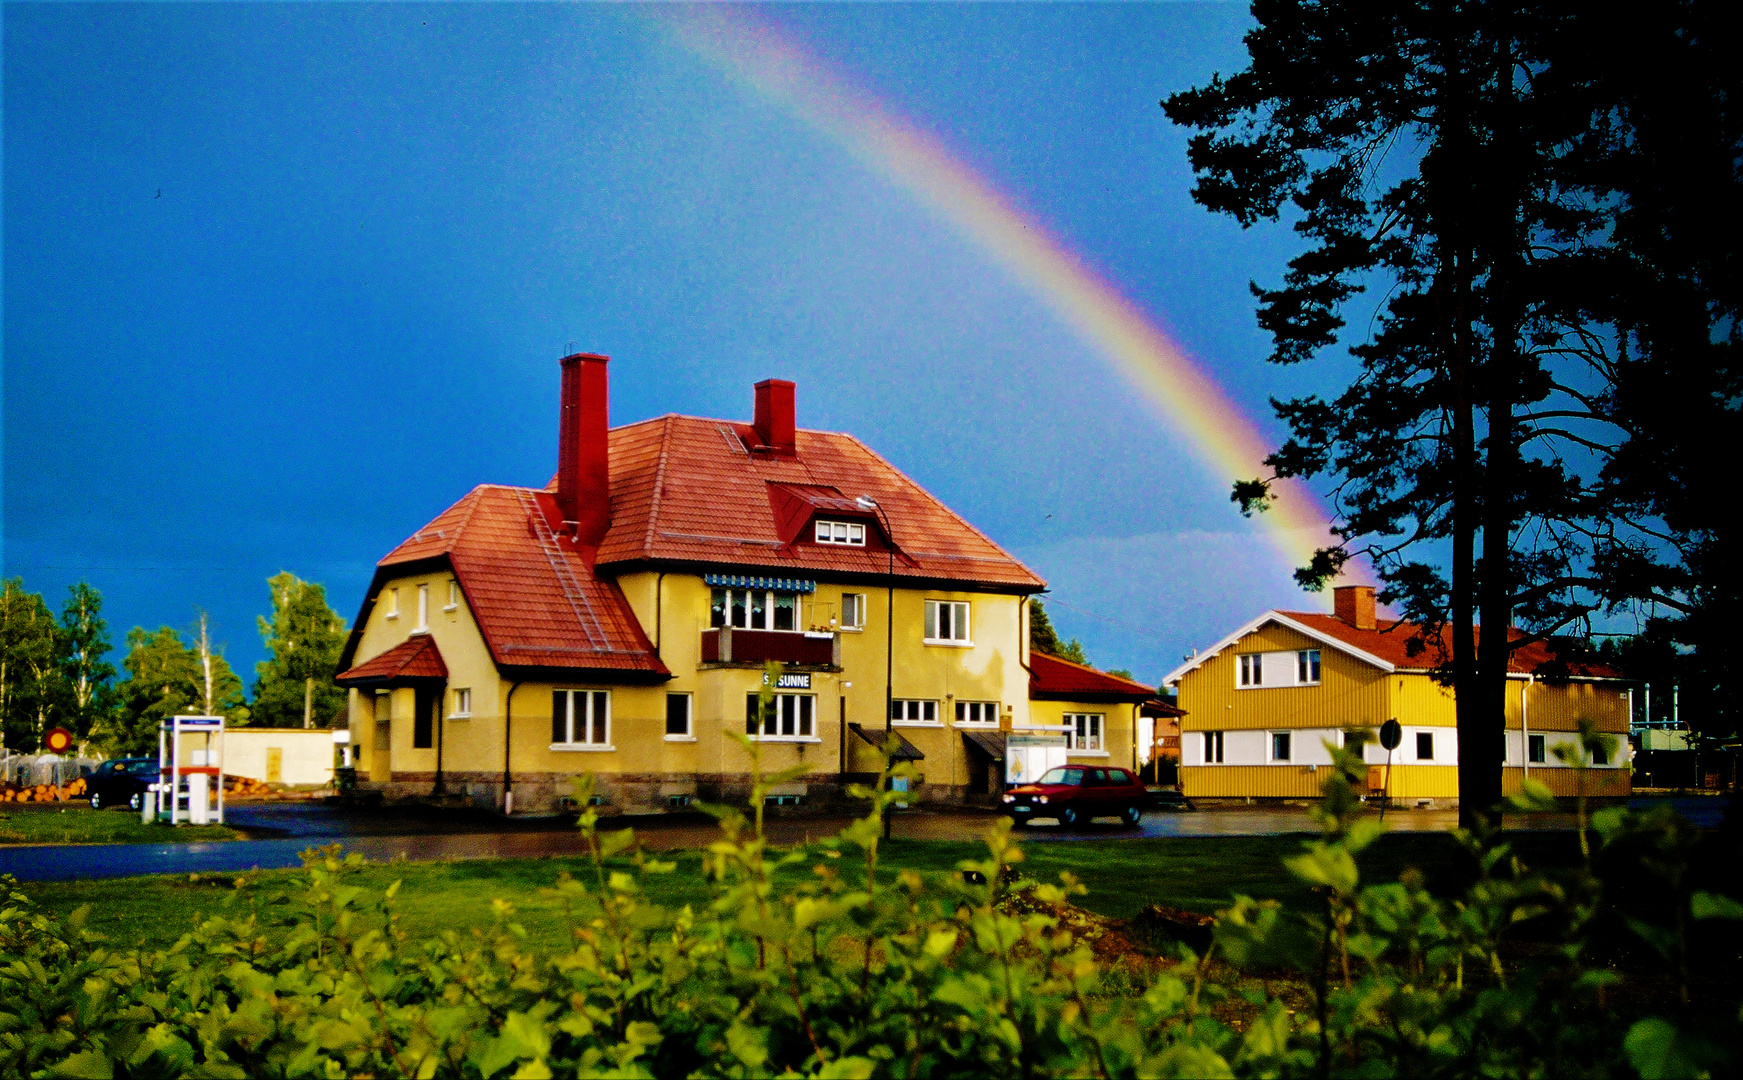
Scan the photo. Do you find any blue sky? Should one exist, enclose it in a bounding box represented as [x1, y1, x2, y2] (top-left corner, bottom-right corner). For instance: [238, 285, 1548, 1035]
[4, 2, 1334, 687]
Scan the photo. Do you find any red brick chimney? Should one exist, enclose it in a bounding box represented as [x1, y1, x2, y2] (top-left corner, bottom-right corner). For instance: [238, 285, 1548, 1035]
[752, 379, 796, 457]
[556, 353, 611, 549]
[1333, 585, 1376, 630]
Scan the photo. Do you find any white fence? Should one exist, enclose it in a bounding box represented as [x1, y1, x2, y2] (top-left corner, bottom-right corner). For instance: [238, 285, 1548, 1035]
[0, 752, 101, 788]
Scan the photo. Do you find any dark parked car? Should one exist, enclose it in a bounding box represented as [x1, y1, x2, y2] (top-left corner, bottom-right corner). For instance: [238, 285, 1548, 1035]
[87, 757, 158, 810]
[1002, 765, 1149, 827]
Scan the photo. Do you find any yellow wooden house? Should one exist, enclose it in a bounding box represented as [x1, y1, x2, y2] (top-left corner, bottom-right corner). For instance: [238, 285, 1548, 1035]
[1163, 585, 1632, 804]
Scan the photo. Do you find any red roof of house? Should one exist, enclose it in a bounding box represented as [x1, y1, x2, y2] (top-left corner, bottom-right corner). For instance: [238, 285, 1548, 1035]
[340, 484, 669, 679]
[1279, 612, 1622, 678]
[336, 633, 449, 685]
[1029, 651, 1159, 701]
[584, 415, 1045, 590]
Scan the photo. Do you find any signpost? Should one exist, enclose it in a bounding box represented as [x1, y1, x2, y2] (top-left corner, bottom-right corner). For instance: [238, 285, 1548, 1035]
[1378, 719, 1402, 820]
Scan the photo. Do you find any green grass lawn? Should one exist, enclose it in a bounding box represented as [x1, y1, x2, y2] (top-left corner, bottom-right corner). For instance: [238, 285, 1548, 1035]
[0, 806, 240, 847]
[19, 829, 1568, 954]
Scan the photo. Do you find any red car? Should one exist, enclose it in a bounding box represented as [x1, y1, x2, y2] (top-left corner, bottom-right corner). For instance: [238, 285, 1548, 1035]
[1002, 765, 1147, 827]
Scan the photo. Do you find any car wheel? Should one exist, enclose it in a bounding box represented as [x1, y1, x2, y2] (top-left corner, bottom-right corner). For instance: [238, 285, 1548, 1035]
[127, 791, 143, 812]
[89, 792, 104, 810]
[1060, 806, 1079, 828]
[1123, 804, 1142, 827]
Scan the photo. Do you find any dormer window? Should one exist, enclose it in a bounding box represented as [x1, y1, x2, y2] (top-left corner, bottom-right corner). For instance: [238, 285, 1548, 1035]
[815, 519, 866, 546]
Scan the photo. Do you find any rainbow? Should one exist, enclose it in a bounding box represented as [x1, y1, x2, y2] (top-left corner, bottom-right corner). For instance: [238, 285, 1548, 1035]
[658, 7, 1358, 585]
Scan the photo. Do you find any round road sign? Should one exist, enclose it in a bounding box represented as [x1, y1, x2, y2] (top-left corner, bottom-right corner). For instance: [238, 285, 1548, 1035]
[43, 727, 74, 754]
[1379, 719, 1403, 751]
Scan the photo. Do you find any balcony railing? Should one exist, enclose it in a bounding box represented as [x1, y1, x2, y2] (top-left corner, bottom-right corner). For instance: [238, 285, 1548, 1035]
[702, 627, 838, 667]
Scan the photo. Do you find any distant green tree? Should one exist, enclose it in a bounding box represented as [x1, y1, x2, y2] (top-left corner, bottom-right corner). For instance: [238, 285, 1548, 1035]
[0, 579, 68, 752]
[107, 626, 246, 756]
[1028, 599, 1062, 656]
[57, 582, 116, 745]
[1055, 639, 1090, 666]
[252, 573, 348, 729]
[1105, 668, 1135, 682]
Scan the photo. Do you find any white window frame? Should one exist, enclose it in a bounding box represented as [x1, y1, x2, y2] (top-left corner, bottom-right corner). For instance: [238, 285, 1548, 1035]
[746, 692, 819, 741]
[1416, 731, 1435, 761]
[1238, 653, 1262, 687]
[552, 689, 612, 751]
[1202, 730, 1225, 764]
[711, 588, 801, 633]
[892, 699, 941, 727]
[1297, 649, 1321, 685]
[444, 580, 460, 612]
[415, 584, 430, 633]
[814, 519, 867, 546]
[1528, 733, 1546, 764]
[383, 588, 400, 621]
[839, 593, 867, 632]
[1065, 712, 1105, 754]
[954, 700, 1000, 726]
[924, 600, 972, 646]
[665, 692, 694, 741]
[1270, 730, 1293, 762]
[450, 687, 471, 719]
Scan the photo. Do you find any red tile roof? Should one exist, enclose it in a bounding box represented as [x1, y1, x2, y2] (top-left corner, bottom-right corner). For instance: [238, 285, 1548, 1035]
[1029, 651, 1159, 701]
[339, 484, 669, 679]
[336, 634, 449, 685]
[1278, 612, 1622, 678]
[583, 415, 1044, 590]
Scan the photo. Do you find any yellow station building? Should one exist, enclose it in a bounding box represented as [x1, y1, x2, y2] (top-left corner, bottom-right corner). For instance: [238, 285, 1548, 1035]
[1163, 585, 1632, 804]
[336, 354, 1153, 813]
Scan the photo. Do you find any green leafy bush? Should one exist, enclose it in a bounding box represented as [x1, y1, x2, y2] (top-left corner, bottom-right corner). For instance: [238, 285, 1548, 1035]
[1, 731, 1737, 1078]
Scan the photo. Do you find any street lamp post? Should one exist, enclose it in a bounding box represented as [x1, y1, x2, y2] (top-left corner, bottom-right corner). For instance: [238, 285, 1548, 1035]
[856, 495, 896, 841]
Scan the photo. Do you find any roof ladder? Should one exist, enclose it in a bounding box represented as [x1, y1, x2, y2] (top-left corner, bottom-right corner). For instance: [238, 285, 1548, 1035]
[515, 489, 613, 653]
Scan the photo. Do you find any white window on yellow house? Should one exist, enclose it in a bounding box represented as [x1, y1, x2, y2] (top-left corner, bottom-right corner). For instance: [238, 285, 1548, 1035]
[1270, 731, 1293, 762]
[1239, 654, 1262, 686]
[815, 519, 866, 546]
[924, 600, 971, 644]
[955, 700, 999, 725]
[746, 693, 815, 739]
[553, 690, 611, 749]
[1297, 649, 1321, 684]
[444, 580, 460, 611]
[1202, 730, 1225, 763]
[383, 588, 400, 621]
[451, 688, 471, 718]
[1416, 731, 1434, 761]
[415, 584, 430, 632]
[1065, 713, 1103, 752]
[1528, 734, 1546, 763]
[666, 693, 693, 739]
[840, 593, 867, 631]
[712, 588, 800, 632]
[892, 699, 939, 725]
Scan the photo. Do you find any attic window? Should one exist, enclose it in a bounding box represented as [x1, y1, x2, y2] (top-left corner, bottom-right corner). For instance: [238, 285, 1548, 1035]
[815, 519, 866, 546]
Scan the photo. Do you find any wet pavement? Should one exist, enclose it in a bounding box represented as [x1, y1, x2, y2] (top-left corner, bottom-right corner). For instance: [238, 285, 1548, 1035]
[0, 795, 1725, 883]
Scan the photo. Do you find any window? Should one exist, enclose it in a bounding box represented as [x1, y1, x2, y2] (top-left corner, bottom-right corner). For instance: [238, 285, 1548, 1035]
[1416, 731, 1434, 761]
[444, 580, 459, 611]
[451, 688, 471, 718]
[1297, 649, 1321, 684]
[1203, 730, 1224, 764]
[745, 693, 815, 739]
[384, 588, 400, 620]
[1065, 713, 1103, 752]
[1239, 654, 1262, 686]
[415, 584, 429, 632]
[665, 693, 692, 738]
[955, 700, 1000, 725]
[711, 588, 799, 632]
[1271, 731, 1292, 762]
[814, 519, 867, 546]
[925, 600, 971, 643]
[1107, 768, 1131, 783]
[1038, 766, 1084, 786]
[1528, 734, 1546, 763]
[892, 699, 939, 725]
[553, 690, 611, 748]
[840, 593, 867, 631]
[1591, 740, 1610, 766]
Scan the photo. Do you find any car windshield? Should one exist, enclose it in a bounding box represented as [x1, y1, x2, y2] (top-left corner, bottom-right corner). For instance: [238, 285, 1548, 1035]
[125, 761, 157, 776]
[1037, 767, 1084, 786]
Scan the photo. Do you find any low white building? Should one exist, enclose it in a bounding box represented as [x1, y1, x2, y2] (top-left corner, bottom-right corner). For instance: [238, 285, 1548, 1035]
[223, 728, 341, 787]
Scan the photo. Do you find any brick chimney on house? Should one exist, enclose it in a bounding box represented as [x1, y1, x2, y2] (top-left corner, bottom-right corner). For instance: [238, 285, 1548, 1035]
[1333, 584, 1377, 630]
[752, 379, 796, 457]
[556, 353, 611, 550]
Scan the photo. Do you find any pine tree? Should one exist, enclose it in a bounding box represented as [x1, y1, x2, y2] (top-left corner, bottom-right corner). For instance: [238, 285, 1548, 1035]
[58, 582, 116, 745]
[252, 572, 349, 729]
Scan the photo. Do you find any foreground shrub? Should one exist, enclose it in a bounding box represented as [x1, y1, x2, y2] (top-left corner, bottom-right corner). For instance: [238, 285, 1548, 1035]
[1, 733, 1738, 1078]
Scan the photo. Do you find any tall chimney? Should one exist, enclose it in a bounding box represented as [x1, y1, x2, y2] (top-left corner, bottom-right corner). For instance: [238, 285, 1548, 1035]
[752, 378, 796, 457]
[1333, 585, 1376, 630]
[556, 353, 611, 549]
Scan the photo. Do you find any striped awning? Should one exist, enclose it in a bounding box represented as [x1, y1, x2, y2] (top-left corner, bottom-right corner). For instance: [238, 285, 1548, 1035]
[703, 574, 816, 594]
